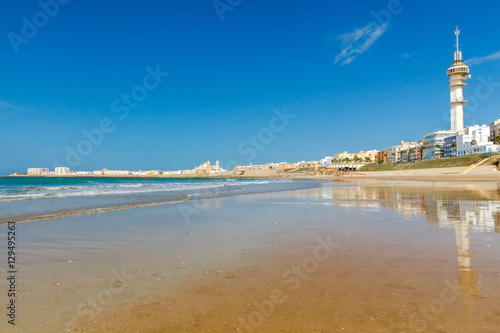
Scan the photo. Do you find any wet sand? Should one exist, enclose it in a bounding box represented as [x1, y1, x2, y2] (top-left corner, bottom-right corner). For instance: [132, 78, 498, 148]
[2, 180, 500, 332]
[81, 241, 500, 333]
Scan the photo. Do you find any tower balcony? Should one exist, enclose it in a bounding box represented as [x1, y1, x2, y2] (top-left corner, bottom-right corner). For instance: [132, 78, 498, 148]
[447, 66, 469, 76]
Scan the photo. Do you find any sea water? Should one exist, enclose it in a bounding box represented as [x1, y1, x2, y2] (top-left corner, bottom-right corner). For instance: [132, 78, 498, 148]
[0, 177, 319, 224]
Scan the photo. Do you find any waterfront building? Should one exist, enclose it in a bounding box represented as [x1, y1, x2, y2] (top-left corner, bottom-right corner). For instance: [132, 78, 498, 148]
[407, 144, 423, 162]
[332, 150, 377, 163]
[443, 135, 458, 158]
[399, 145, 421, 163]
[398, 145, 421, 163]
[490, 119, 500, 143]
[386, 145, 401, 164]
[400, 144, 421, 163]
[234, 164, 252, 170]
[355, 150, 378, 162]
[387, 142, 414, 163]
[320, 156, 333, 167]
[376, 150, 387, 163]
[278, 163, 296, 170]
[195, 160, 224, 174]
[55, 167, 70, 174]
[297, 161, 321, 168]
[249, 163, 276, 170]
[27, 168, 49, 175]
[105, 170, 132, 175]
[447, 27, 470, 132]
[400, 149, 410, 163]
[332, 152, 354, 162]
[456, 125, 500, 156]
[249, 164, 266, 170]
[93, 169, 131, 176]
[422, 130, 457, 159]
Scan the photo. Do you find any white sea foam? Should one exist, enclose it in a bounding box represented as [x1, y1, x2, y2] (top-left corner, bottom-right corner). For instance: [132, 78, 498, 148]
[0, 179, 286, 202]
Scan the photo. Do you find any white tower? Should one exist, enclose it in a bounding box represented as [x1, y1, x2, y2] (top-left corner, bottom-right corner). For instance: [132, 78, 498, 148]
[447, 26, 470, 132]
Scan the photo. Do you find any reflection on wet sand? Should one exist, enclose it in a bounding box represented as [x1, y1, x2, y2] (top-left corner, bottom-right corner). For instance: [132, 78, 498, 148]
[320, 181, 500, 230]
[325, 180, 500, 321]
[15, 180, 500, 332]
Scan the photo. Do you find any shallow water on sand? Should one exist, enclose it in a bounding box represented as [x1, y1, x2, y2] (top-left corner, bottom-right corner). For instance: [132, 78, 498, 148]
[0, 177, 312, 224]
[1, 180, 500, 332]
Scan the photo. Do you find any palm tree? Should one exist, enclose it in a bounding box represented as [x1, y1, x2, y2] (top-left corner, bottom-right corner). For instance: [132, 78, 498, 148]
[421, 145, 426, 150]
[470, 140, 478, 154]
[434, 144, 442, 159]
[495, 135, 500, 144]
[451, 141, 457, 156]
[364, 157, 371, 162]
[399, 150, 405, 163]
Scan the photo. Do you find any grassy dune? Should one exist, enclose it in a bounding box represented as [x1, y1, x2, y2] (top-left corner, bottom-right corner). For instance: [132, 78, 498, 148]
[359, 155, 494, 172]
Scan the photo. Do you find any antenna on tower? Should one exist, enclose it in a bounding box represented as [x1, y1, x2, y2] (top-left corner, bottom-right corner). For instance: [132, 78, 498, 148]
[455, 26, 460, 52]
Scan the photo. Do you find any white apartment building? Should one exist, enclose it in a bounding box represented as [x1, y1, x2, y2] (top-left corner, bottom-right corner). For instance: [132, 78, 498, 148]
[387, 142, 415, 163]
[386, 145, 401, 163]
[490, 119, 500, 143]
[320, 156, 333, 167]
[55, 167, 70, 174]
[27, 168, 49, 175]
[363, 149, 379, 162]
[456, 124, 499, 156]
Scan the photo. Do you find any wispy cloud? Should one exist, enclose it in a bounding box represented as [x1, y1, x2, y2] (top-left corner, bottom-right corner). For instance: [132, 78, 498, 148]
[467, 50, 500, 66]
[0, 100, 25, 112]
[334, 23, 388, 65]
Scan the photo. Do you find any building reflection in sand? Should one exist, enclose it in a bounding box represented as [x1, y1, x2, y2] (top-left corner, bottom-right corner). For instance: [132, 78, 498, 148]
[322, 180, 500, 314]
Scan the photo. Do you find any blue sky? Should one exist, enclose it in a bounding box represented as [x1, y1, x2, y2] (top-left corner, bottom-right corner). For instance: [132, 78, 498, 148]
[1, 0, 500, 174]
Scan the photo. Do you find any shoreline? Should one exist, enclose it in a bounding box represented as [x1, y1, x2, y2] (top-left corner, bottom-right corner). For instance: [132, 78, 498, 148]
[0, 179, 324, 226]
[4, 171, 500, 226]
[6, 164, 500, 182]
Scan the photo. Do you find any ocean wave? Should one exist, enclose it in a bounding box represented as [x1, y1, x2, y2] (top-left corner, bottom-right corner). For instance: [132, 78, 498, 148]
[0, 179, 288, 202]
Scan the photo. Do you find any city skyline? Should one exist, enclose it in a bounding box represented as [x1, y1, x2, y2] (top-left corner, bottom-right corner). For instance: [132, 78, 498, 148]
[1, 1, 500, 175]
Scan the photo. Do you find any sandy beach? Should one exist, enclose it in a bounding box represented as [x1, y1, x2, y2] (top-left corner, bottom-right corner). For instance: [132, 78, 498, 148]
[3, 1, 499, 332]
[2, 179, 500, 332]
